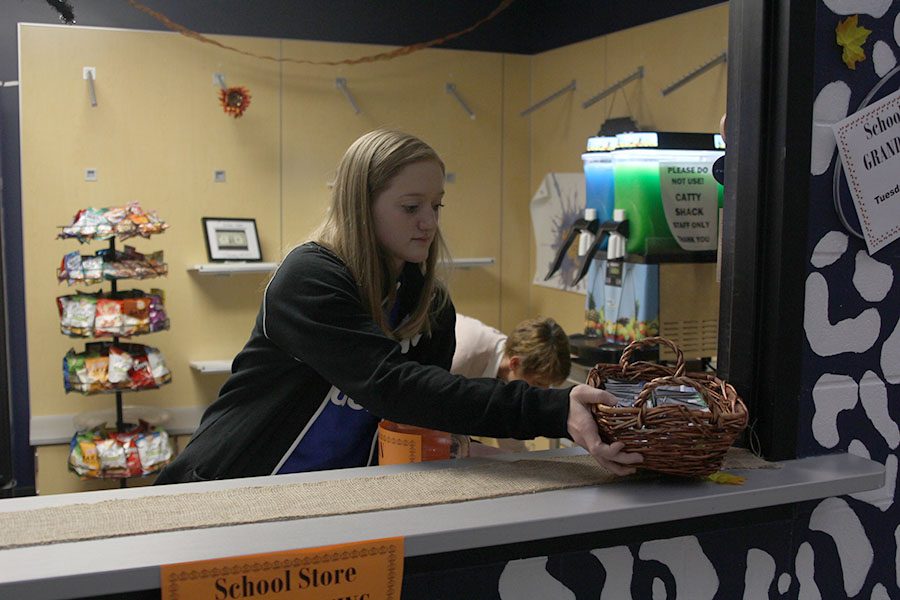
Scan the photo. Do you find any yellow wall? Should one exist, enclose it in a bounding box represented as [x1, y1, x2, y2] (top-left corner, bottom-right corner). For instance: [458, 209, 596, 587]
[20, 26, 521, 494]
[277, 39, 509, 322]
[19, 3, 727, 494]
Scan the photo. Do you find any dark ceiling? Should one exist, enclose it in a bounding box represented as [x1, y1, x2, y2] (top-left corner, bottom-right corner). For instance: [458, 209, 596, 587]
[27, 0, 727, 55]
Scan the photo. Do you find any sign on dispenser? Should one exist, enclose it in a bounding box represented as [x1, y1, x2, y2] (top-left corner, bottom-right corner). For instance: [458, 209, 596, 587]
[612, 132, 724, 257]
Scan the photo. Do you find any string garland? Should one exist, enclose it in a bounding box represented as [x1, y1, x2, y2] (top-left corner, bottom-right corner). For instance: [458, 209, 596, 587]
[125, 0, 516, 66]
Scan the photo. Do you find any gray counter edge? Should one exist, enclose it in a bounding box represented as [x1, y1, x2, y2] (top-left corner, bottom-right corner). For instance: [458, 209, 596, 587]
[0, 449, 884, 600]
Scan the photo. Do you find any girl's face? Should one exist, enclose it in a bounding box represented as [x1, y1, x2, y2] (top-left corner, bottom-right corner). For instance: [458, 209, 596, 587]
[372, 160, 445, 274]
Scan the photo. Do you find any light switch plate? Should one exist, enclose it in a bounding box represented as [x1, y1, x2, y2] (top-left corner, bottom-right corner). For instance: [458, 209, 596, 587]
[214, 170, 226, 183]
[84, 168, 98, 182]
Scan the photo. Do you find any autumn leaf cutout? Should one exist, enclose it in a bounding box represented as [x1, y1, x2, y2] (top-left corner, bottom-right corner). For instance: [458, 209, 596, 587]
[836, 15, 872, 70]
[706, 471, 746, 485]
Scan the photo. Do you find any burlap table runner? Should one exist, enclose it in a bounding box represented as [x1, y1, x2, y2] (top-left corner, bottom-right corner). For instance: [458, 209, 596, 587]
[0, 448, 774, 550]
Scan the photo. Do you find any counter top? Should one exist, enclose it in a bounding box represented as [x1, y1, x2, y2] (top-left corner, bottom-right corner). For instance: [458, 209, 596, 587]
[0, 448, 883, 599]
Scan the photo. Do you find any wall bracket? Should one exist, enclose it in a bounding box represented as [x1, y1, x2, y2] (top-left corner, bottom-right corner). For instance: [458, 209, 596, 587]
[520, 80, 576, 117]
[582, 66, 643, 109]
[661, 52, 727, 96]
[446, 83, 476, 120]
[336, 78, 361, 115]
[83, 66, 97, 107]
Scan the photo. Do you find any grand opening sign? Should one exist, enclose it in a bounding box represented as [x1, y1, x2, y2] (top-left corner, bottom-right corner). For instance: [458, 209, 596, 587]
[833, 86, 900, 254]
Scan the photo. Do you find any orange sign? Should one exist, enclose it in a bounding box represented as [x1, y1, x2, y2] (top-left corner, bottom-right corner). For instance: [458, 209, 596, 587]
[378, 426, 423, 465]
[160, 537, 403, 600]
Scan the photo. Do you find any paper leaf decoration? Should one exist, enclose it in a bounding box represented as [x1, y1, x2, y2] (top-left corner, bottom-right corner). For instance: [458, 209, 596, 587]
[836, 15, 872, 70]
[706, 471, 746, 485]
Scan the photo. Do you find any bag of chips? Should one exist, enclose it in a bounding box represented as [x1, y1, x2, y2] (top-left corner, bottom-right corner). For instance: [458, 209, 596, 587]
[67, 421, 174, 479]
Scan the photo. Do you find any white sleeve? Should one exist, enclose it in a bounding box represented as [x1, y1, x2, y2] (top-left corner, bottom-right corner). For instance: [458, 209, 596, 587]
[451, 314, 507, 378]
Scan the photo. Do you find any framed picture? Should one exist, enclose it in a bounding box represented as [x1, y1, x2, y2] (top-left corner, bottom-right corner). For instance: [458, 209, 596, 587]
[202, 218, 262, 262]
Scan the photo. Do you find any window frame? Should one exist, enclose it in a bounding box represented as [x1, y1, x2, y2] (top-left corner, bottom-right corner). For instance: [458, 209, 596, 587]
[718, 0, 815, 461]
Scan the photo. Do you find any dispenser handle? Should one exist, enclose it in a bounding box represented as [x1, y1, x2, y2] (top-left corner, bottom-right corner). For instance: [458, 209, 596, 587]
[572, 231, 611, 285]
[543, 218, 596, 281]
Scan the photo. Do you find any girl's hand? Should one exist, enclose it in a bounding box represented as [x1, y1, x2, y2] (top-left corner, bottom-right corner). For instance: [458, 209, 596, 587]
[567, 384, 644, 476]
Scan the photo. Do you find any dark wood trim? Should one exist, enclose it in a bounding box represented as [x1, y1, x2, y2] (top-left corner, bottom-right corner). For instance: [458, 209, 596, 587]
[719, 0, 815, 460]
[0, 116, 12, 492]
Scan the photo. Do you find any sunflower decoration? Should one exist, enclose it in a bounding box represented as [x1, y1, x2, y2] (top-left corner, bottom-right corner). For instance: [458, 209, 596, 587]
[219, 86, 252, 118]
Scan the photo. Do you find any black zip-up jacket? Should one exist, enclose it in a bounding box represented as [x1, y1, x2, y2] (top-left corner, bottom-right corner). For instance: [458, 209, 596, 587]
[155, 243, 570, 483]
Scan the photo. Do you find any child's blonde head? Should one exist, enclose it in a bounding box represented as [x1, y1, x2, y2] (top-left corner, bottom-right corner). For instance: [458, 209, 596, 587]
[505, 317, 571, 386]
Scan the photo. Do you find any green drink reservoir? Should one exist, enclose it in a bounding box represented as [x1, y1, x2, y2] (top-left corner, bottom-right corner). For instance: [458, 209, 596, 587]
[612, 132, 725, 257]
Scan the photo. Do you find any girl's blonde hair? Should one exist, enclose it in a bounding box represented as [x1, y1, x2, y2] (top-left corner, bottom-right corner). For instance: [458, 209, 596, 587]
[312, 129, 450, 339]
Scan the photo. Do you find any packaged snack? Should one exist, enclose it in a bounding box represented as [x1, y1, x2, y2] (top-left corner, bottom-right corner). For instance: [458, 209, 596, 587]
[57, 251, 84, 285]
[68, 421, 174, 479]
[58, 294, 97, 337]
[81, 256, 103, 284]
[113, 432, 144, 476]
[94, 299, 123, 336]
[104, 206, 127, 224]
[84, 355, 109, 393]
[58, 203, 167, 242]
[95, 438, 127, 470]
[94, 222, 113, 239]
[121, 297, 150, 336]
[65, 352, 88, 393]
[147, 292, 169, 332]
[103, 260, 133, 280]
[121, 245, 142, 259]
[146, 251, 167, 277]
[146, 347, 171, 385]
[114, 220, 136, 238]
[68, 434, 101, 477]
[62, 354, 73, 392]
[136, 430, 172, 471]
[63, 343, 170, 394]
[128, 352, 156, 390]
[107, 346, 133, 384]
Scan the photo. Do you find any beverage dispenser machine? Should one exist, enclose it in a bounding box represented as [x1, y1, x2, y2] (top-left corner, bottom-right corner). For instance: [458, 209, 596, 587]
[574, 131, 725, 365]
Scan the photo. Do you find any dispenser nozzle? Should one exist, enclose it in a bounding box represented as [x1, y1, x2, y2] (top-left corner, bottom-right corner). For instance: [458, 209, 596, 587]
[572, 217, 629, 285]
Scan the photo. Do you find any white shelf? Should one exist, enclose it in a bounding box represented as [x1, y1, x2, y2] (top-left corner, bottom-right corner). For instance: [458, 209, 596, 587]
[188, 259, 492, 274]
[188, 262, 278, 275]
[189, 360, 232, 374]
[30, 405, 207, 446]
[445, 257, 495, 268]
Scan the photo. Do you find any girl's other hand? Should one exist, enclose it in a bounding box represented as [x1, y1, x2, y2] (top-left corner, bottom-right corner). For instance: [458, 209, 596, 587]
[567, 384, 644, 475]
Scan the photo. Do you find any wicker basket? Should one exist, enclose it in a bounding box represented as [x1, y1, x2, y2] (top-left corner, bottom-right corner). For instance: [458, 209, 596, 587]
[586, 336, 748, 478]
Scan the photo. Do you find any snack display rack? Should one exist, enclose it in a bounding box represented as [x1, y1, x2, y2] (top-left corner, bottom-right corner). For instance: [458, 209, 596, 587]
[56, 203, 174, 485]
